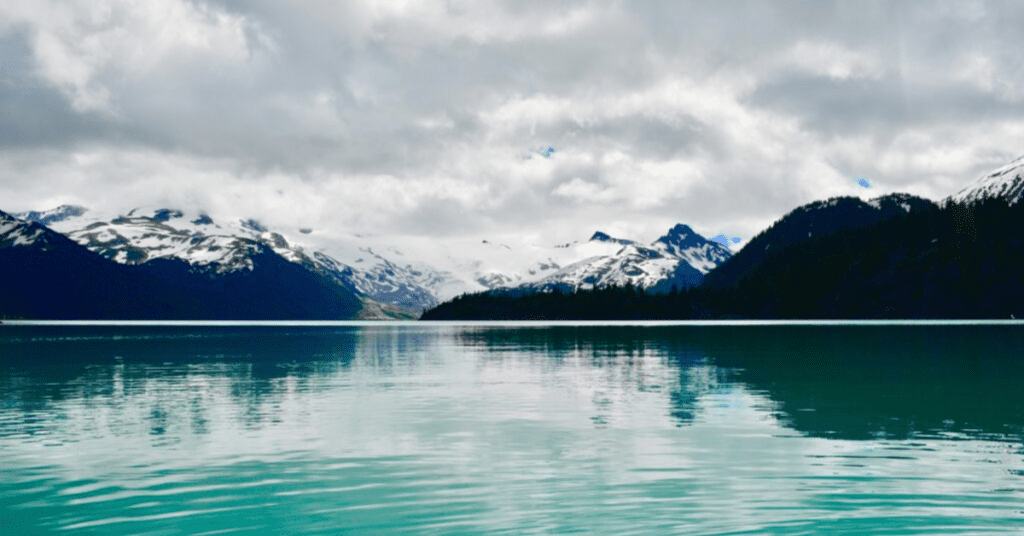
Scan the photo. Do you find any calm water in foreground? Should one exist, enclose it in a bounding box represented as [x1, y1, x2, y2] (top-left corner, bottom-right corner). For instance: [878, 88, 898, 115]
[1, 322, 1023, 535]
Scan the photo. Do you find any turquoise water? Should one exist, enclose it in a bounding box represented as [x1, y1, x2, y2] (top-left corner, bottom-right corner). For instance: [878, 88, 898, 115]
[1, 323, 1023, 534]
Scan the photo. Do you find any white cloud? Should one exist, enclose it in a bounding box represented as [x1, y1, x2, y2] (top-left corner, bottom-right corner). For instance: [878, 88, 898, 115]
[2, 0, 1024, 246]
[782, 40, 885, 80]
[552, 177, 614, 203]
[360, 0, 608, 45]
[956, 52, 1024, 103]
[1, 0, 260, 113]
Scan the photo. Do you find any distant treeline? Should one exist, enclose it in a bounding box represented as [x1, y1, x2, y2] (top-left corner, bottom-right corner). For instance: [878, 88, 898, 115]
[421, 197, 1024, 320]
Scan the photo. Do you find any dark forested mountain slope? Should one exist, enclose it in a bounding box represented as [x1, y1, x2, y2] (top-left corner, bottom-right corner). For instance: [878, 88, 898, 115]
[703, 193, 936, 288]
[422, 197, 1024, 320]
[709, 197, 1024, 319]
[0, 210, 363, 320]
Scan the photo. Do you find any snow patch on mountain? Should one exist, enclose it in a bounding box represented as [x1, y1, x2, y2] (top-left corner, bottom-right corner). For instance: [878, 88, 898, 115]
[14, 205, 88, 226]
[36, 205, 484, 310]
[25, 202, 734, 309]
[0, 211, 47, 247]
[522, 223, 731, 293]
[46, 207, 264, 273]
[652, 224, 732, 274]
[301, 232, 580, 304]
[950, 155, 1024, 206]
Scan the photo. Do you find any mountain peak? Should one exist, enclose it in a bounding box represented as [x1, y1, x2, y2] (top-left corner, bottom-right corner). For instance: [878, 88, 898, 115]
[589, 231, 633, 245]
[14, 205, 87, 226]
[866, 193, 936, 213]
[661, 223, 696, 239]
[650, 223, 732, 274]
[241, 219, 268, 233]
[192, 214, 215, 225]
[1, 210, 55, 248]
[950, 155, 1024, 206]
[654, 223, 703, 249]
[152, 209, 184, 222]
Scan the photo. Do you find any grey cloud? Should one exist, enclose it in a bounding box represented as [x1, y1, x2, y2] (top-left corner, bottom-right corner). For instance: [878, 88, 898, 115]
[747, 74, 909, 138]
[522, 113, 714, 162]
[392, 196, 486, 237]
[593, 115, 716, 161]
[748, 73, 1024, 138]
[0, 30, 136, 150]
[3, 0, 1024, 242]
[636, 1, 902, 67]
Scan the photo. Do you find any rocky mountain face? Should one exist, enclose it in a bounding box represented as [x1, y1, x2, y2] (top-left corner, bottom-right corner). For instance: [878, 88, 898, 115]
[523, 225, 732, 293]
[21, 206, 439, 312]
[16, 204, 731, 311]
[1, 210, 52, 249]
[0, 209, 365, 320]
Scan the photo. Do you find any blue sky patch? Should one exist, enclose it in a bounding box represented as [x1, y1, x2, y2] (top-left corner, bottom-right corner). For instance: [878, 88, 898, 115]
[712, 234, 741, 246]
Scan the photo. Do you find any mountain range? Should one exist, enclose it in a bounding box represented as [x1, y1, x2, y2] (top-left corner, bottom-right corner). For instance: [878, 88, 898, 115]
[3, 155, 1023, 320]
[422, 156, 1024, 320]
[4, 204, 736, 319]
[0, 210, 365, 320]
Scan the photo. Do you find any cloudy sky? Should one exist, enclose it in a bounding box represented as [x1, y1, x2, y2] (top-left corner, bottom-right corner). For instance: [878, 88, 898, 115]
[2, 0, 1024, 245]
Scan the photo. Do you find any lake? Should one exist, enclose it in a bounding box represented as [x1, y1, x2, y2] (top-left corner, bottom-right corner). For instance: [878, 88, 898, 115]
[1, 322, 1023, 534]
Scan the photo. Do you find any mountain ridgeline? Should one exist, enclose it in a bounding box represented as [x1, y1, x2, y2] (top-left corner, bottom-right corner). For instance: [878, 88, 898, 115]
[521, 224, 731, 294]
[0, 210, 364, 320]
[422, 193, 1024, 320]
[4, 156, 1024, 320]
[703, 193, 937, 289]
[6, 204, 743, 317]
[2, 203, 740, 319]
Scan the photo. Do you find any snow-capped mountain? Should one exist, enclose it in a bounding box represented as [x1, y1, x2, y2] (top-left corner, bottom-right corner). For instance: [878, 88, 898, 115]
[652, 224, 733, 274]
[59, 208, 269, 273]
[1, 210, 49, 248]
[1, 208, 91, 253]
[17, 204, 646, 308]
[588, 231, 635, 246]
[1, 208, 368, 320]
[297, 233, 570, 308]
[22, 206, 443, 311]
[17, 203, 737, 310]
[19, 205, 574, 310]
[14, 205, 88, 226]
[522, 224, 732, 293]
[949, 155, 1024, 206]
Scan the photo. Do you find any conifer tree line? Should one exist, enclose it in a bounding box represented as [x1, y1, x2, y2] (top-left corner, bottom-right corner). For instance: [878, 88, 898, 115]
[421, 198, 1024, 320]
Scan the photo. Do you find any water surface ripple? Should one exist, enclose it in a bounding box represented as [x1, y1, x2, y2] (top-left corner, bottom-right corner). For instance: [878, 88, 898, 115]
[1, 323, 1023, 534]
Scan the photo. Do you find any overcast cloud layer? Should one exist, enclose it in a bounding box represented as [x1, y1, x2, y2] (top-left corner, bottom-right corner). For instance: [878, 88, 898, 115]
[2, 0, 1024, 244]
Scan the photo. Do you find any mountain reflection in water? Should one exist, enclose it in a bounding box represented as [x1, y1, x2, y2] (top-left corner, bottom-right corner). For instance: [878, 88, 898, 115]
[458, 324, 1024, 440]
[3, 323, 1023, 442]
[2, 323, 1023, 535]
